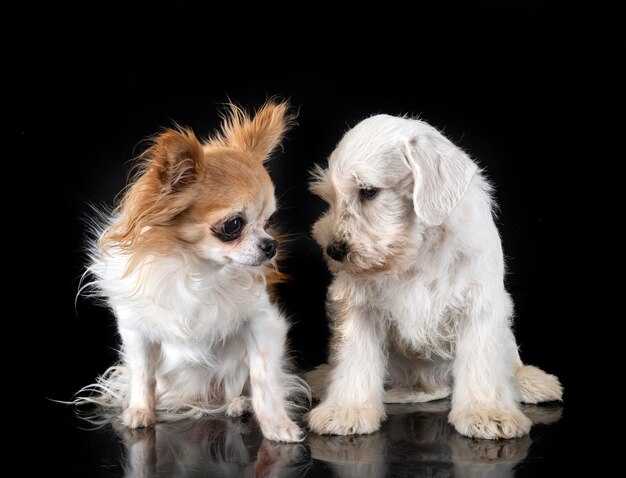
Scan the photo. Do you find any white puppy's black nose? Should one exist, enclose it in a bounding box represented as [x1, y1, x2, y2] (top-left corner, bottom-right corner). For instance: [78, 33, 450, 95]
[326, 241, 348, 262]
[259, 238, 278, 259]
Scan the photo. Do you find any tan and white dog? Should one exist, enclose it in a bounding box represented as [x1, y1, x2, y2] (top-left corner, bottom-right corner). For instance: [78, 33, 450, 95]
[306, 114, 562, 439]
[78, 101, 305, 442]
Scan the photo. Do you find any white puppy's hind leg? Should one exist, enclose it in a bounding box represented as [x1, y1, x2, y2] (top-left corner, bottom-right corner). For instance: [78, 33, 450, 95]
[303, 363, 331, 401]
[516, 365, 563, 403]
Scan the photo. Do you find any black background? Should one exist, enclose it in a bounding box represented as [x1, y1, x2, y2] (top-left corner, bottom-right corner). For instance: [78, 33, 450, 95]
[9, 1, 619, 475]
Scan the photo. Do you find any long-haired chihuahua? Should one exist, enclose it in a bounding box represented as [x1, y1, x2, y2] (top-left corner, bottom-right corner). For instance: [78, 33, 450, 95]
[78, 101, 306, 442]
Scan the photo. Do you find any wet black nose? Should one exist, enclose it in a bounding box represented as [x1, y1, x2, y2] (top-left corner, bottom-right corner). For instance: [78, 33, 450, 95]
[259, 238, 278, 259]
[326, 241, 348, 262]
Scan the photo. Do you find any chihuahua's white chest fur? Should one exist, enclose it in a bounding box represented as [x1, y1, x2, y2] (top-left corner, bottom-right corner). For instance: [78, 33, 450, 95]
[96, 248, 265, 344]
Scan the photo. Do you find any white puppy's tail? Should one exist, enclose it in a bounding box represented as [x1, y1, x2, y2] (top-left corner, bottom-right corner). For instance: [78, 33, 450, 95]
[516, 365, 563, 404]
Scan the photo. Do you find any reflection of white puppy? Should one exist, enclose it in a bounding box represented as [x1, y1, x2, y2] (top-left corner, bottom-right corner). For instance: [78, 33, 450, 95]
[310, 401, 563, 478]
[306, 115, 562, 439]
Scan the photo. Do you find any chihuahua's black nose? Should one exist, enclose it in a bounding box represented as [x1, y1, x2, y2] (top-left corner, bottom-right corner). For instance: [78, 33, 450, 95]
[326, 241, 348, 262]
[259, 238, 278, 259]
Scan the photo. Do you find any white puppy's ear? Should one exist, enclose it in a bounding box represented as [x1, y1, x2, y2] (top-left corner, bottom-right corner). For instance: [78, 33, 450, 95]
[401, 132, 477, 227]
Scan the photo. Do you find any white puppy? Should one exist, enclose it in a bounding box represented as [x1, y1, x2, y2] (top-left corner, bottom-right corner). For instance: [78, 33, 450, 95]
[306, 114, 562, 439]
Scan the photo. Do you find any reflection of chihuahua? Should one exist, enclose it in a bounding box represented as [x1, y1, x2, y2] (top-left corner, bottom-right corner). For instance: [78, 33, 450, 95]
[309, 401, 562, 478]
[116, 418, 308, 477]
[78, 101, 305, 442]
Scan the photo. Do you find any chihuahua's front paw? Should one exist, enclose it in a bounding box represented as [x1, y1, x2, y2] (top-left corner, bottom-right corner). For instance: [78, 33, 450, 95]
[122, 407, 156, 429]
[260, 418, 305, 443]
[307, 400, 384, 435]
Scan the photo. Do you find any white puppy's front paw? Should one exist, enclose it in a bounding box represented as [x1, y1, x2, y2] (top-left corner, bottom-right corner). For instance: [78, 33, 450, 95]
[307, 400, 384, 435]
[259, 418, 305, 443]
[449, 406, 531, 439]
[122, 407, 155, 429]
[226, 396, 251, 417]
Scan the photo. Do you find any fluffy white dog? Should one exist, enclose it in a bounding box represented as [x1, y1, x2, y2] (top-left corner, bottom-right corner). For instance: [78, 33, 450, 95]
[306, 114, 562, 439]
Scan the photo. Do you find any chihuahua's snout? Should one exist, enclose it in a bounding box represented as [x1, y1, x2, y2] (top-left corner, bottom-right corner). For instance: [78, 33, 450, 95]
[326, 241, 348, 262]
[259, 238, 278, 260]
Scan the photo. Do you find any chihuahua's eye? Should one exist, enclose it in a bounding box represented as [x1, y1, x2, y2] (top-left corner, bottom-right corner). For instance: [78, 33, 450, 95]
[264, 212, 277, 230]
[216, 216, 245, 241]
[359, 188, 379, 200]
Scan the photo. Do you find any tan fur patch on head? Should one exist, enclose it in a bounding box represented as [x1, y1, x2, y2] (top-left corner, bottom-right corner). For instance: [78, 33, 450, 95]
[183, 148, 273, 222]
[102, 100, 294, 274]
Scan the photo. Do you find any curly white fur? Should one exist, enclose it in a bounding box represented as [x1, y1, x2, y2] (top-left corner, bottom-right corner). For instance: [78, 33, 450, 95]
[306, 114, 562, 439]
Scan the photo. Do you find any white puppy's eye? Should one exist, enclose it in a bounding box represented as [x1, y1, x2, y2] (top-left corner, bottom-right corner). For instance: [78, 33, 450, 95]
[359, 188, 379, 201]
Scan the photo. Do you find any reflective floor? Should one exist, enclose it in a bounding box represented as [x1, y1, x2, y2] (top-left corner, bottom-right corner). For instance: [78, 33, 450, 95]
[28, 399, 578, 477]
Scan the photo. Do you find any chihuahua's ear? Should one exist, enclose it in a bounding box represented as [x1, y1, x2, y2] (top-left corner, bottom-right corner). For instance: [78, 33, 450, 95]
[401, 130, 477, 227]
[219, 100, 295, 161]
[147, 127, 204, 192]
